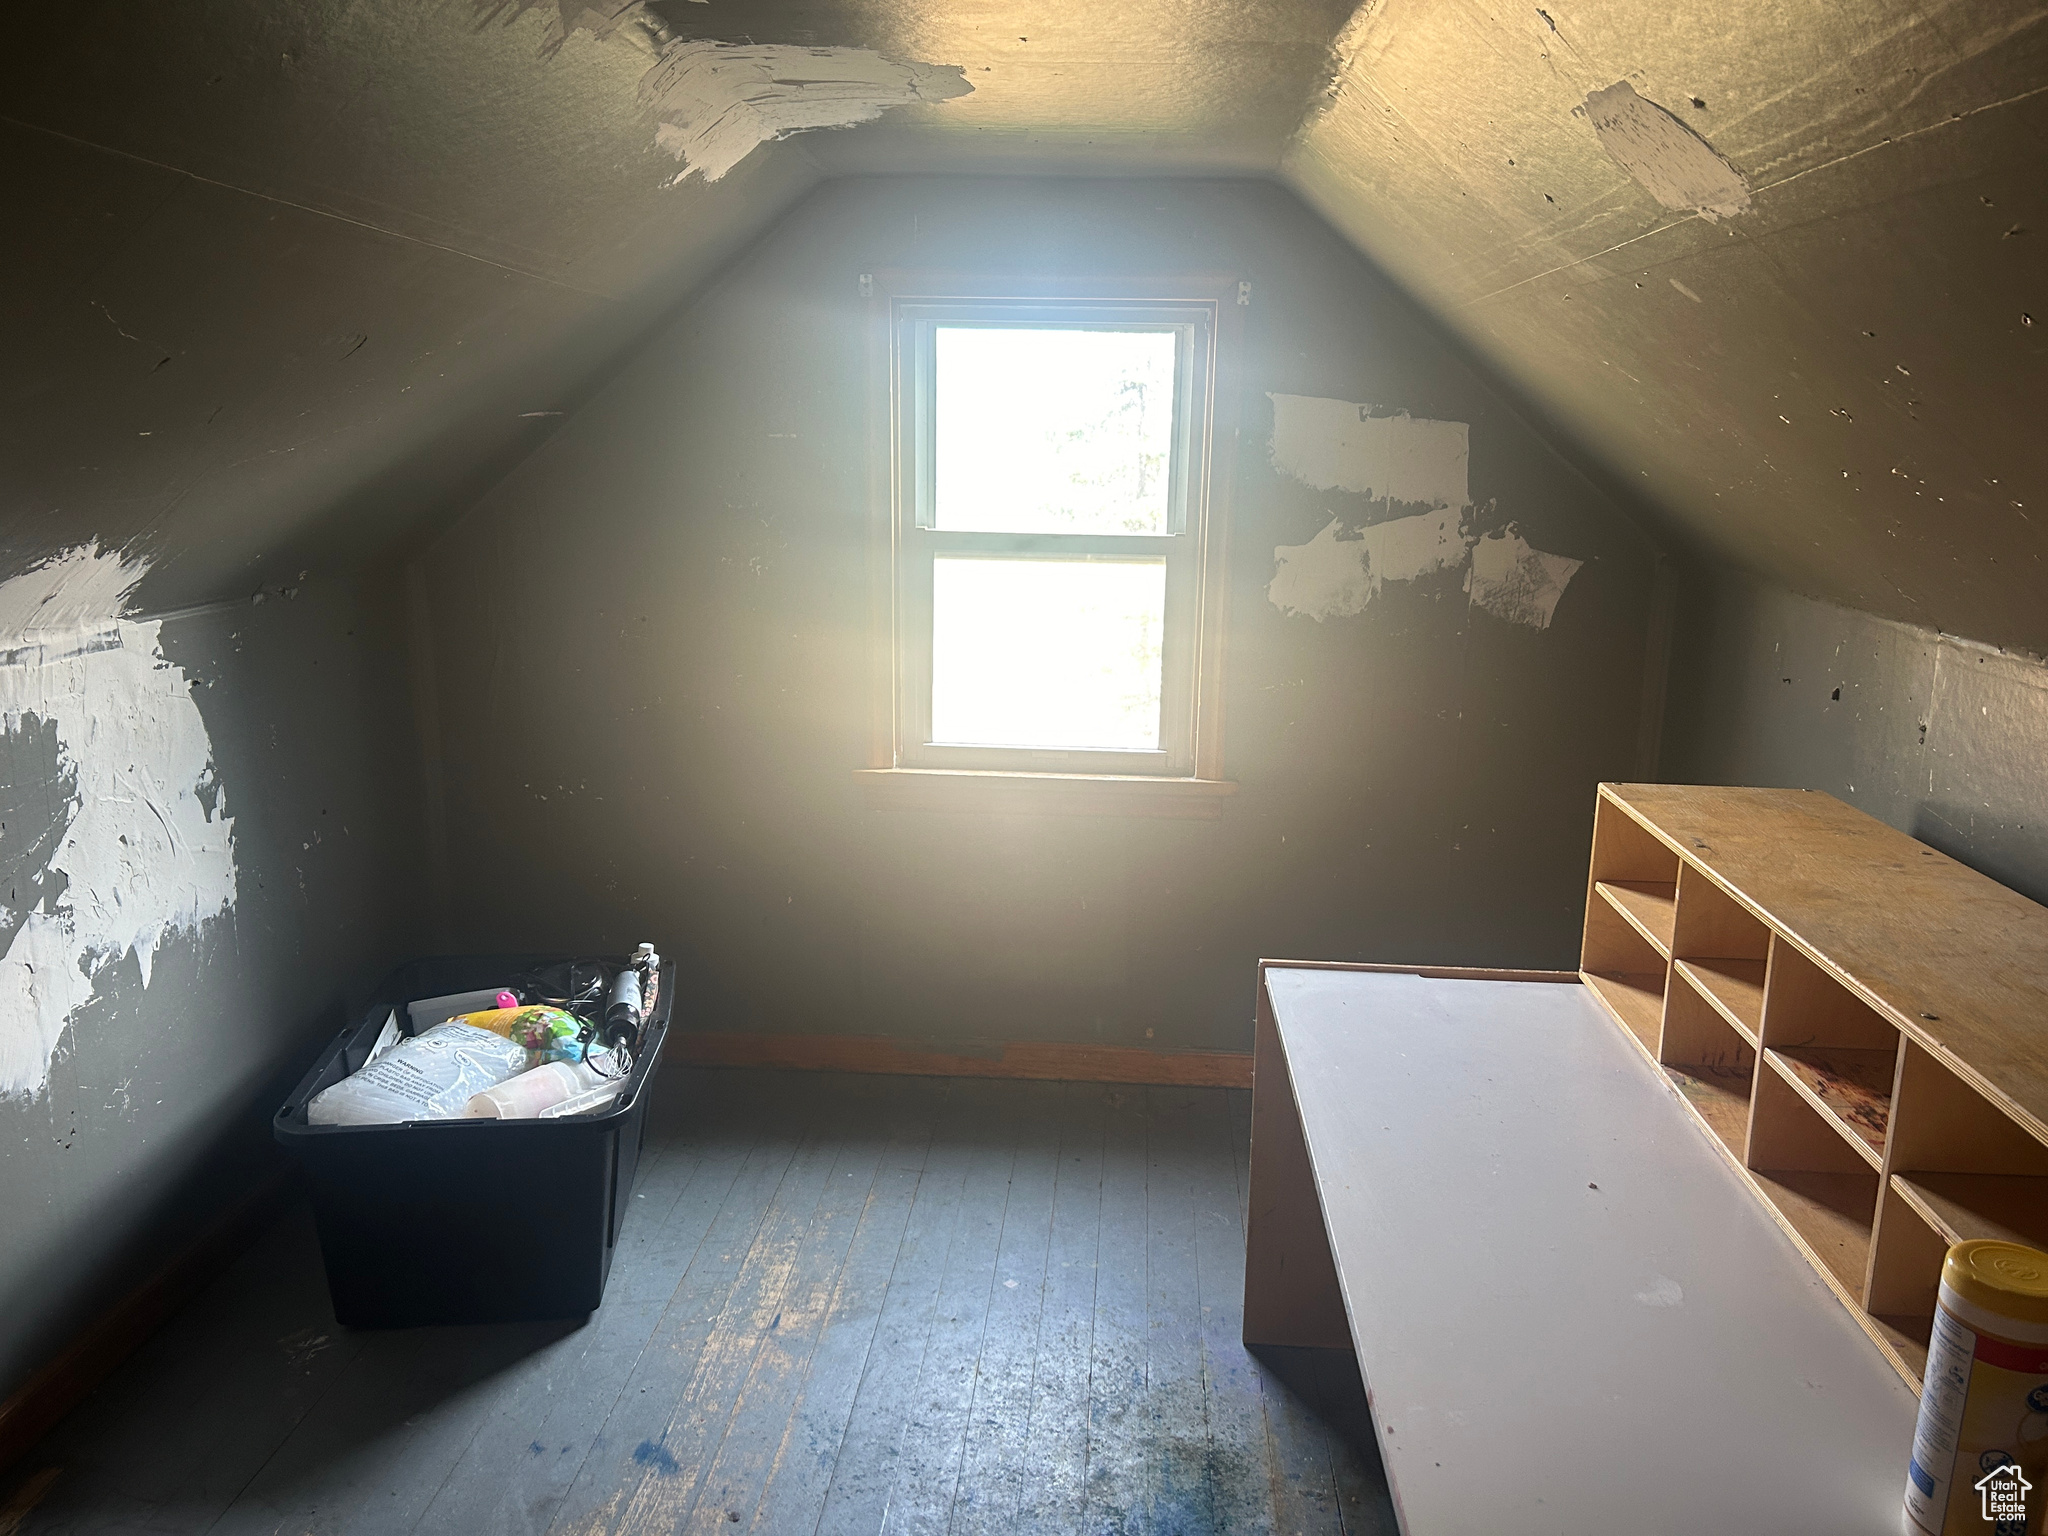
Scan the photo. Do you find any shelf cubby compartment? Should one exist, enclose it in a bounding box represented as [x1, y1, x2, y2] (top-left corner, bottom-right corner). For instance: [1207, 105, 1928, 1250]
[1865, 1038, 2048, 1349]
[1658, 961, 1755, 1156]
[1587, 795, 1681, 889]
[1762, 1049, 1897, 1166]
[1747, 1043, 1882, 1295]
[1585, 798, 1679, 959]
[1669, 863, 1770, 1041]
[1595, 880, 1676, 958]
[1864, 1310, 1934, 1385]
[1757, 939, 1900, 1166]
[1582, 893, 1669, 1056]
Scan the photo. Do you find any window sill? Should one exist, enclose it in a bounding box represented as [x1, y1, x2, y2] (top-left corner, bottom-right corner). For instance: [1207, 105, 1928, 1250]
[855, 768, 1238, 819]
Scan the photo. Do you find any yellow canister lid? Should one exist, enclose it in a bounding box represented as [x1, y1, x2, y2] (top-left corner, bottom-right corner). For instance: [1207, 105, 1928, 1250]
[1943, 1240, 2048, 1327]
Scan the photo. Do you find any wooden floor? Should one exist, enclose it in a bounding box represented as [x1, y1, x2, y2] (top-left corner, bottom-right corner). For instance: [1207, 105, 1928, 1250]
[8, 1070, 1393, 1536]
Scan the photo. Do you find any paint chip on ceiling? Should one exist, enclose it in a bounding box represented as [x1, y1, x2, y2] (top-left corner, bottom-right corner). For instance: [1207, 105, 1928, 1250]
[473, 0, 669, 58]
[0, 545, 237, 1098]
[1467, 526, 1584, 629]
[1579, 81, 1750, 222]
[479, 0, 971, 185]
[642, 43, 973, 184]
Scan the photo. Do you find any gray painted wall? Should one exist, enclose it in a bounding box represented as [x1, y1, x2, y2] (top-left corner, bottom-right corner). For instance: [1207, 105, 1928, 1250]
[416, 176, 1664, 1054]
[1665, 572, 2048, 905]
[0, 571, 420, 1401]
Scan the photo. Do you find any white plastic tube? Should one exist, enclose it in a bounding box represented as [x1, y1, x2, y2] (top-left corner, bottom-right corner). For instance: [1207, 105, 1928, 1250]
[464, 1059, 610, 1119]
[537, 1083, 625, 1119]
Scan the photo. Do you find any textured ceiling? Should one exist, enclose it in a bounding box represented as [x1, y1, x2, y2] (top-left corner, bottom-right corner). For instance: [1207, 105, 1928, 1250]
[4, 0, 2043, 649]
[1288, 0, 2048, 653]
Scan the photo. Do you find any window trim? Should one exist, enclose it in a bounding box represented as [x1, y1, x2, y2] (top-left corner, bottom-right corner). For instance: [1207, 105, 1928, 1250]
[863, 272, 1239, 794]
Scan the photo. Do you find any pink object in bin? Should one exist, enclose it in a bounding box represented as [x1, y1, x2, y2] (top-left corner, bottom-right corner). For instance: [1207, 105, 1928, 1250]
[494, 990, 519, 1010]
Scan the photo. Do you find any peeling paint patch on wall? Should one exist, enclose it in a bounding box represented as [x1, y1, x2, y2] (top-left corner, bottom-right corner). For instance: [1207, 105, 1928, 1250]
[0, 545, 236, 1098]
[1467, 526, 1583, 629]
[1579, 81, 1750, 221]
[1267, 393, 1469, 508]
[481, 1, 971, 184]
[1268, 510, 1468, 621]
[1264, 393, 1582, 629]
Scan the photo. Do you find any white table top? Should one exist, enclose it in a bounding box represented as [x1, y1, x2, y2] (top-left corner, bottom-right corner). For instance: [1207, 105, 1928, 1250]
[1264, 965, 1919, 1535]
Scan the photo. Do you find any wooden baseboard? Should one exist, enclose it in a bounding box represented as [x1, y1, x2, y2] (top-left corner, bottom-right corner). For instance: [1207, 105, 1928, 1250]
[667, 1032, 1253, 1088]
[0, 1168, 295, 1475]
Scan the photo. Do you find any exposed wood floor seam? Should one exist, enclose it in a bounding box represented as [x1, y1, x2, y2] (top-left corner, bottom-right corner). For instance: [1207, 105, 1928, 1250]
[7, 1069, 1393, 1536]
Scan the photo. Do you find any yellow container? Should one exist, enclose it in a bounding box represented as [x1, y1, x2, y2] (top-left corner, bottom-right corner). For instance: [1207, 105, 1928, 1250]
[1906, 1240, 2048, 1534]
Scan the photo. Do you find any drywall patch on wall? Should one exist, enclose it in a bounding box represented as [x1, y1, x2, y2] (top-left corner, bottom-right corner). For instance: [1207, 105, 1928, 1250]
[1267, 393, 1470, 508]
[1264, 393, 1581, 629]
[1579, 81, 1751, 221]
[1467, 526, 1583, 630]
[1268, 509, 1467, 621]
[480, 1, 971, 184]
[0, 545, 236, 1098]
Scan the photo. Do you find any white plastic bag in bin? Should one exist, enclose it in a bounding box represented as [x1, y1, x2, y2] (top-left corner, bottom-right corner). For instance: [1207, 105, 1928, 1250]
[308, 1022, 530, 1126]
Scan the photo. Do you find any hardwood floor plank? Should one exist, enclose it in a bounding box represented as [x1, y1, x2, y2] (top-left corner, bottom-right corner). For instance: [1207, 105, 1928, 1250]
[1251, 1347, 1347, 1536]
[1188, 1085, 1277, 1536]
[543, 1077, 835, 1535]
[744, 1078, 949, 1535]
[1310, 1351, 1397, 1536]
[1012, 1082, 1108, 1536]
[1078, 1086, 1151, 1536]
[581, 1077, 872, 1535]
[812, 1080, 1010, 1536]
[13, 1205, 363, 1536]
[331, 1321, 589, 1536]
[942, 1080, 1064, 1536]
[852, 1081, 1033, 1536]
[1141, 1087, 1221, 1536]
[17, 1072, 1369, 1536]
[671, 1081, 924, 1536]
[410, 1073, 773, 1536]
[200, 1314, 577, 1536]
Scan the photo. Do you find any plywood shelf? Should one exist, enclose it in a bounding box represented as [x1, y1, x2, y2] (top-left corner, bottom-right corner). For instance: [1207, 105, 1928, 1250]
[1595, 881, 1675, 958]
[1579, 785, 2048, 1393]
[1751, 1169, 1878, 1293]
[1891, 1173, 2048, 1252]
[1673, 958, 1765, 1045]
[1581, 970, 1665, 1055]
[1665, 1064, 1751, 1154]
[1869, 1313, 1932, 1383]
[1764, 1047, 1895, 1167]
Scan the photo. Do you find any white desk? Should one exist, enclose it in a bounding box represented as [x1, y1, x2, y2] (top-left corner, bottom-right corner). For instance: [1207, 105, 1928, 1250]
[1243, 963, 1919, 1534]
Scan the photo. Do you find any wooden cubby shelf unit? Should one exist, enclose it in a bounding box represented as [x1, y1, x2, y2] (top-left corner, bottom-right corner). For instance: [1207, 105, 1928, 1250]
[1580, 784, 2048, 1389]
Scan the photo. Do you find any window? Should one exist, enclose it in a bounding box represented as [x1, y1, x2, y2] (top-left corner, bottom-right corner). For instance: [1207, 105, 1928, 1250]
[874, 289, 1232, 793]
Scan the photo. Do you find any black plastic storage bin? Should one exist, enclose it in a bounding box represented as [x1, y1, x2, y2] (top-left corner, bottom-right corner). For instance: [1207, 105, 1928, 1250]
[274, 954, 671, 1328]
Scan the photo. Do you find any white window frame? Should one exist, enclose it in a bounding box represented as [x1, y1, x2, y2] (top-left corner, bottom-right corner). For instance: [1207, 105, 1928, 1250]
[863, 275, 1237, 797]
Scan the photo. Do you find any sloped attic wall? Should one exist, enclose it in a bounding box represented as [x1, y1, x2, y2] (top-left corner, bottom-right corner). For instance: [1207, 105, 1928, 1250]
[0, 0, 828, 1412]
[1665, 576, 2048, 904]
[411, 176, 1665, 1054]
[1284, 0, 2048, 898]
[0, 553, 414, 1409]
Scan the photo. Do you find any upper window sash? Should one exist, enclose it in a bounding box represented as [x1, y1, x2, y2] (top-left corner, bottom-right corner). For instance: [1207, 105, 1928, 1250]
[886, 296, 1221, 779]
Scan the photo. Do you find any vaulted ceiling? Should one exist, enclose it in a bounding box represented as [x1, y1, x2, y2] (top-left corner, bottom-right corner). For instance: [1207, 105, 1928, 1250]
[6, 0, 2044, 648]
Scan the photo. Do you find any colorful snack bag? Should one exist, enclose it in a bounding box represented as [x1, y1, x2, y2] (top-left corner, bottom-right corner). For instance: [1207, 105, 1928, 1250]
[452, 1005, 591, 1062]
